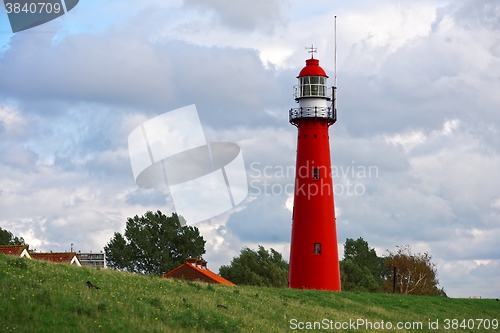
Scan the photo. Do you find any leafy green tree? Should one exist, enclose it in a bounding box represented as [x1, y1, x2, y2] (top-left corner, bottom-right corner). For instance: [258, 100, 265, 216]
[340, 237, 384, 292]
[104, 211, 205, 276]
[383, 245, 445, 296]
[219, 246, 289, 288]
[0, 227, 26, 245]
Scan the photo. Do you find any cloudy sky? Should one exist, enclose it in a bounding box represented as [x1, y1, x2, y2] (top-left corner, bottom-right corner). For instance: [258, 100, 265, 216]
[1, 0, 499, 298]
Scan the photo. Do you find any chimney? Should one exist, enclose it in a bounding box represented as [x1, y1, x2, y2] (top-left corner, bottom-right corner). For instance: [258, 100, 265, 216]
[186, 258, 197, 265]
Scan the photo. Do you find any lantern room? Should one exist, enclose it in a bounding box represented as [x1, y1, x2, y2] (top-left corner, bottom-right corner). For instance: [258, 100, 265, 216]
[290, 55, 336, 125]
[294, 58, 330, 101]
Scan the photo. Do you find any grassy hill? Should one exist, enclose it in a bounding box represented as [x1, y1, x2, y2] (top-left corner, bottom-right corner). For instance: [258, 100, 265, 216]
[1, 254, 498, 333]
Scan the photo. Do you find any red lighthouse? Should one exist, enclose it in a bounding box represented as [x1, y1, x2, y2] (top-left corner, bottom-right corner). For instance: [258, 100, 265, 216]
[288, 48, 341, 291]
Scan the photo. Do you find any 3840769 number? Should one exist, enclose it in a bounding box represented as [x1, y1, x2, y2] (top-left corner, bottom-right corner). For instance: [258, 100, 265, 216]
[5, 2, 62, 14]
[443, 318, 499, 330]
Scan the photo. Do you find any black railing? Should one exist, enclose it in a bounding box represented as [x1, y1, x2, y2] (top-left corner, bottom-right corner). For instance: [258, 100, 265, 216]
[289, 106, 337, 125]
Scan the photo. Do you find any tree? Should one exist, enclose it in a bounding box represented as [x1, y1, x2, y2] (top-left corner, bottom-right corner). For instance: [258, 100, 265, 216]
[219, 246, 289, 288]
[383, 245, 445, 296]
[0, 227, 26, 245]
[339, 237, 384, 292]
[104, 211, 205, 276]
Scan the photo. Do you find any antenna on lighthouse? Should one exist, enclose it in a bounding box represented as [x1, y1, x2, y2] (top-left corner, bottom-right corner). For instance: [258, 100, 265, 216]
[334, 16, 337, 89]
[333, 15, 338, 121]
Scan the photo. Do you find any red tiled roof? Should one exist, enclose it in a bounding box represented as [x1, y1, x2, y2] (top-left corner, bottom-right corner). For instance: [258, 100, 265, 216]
[163, 262, 236, 286]
[0, 245, 30, 257]
[31, 252, 80, 265]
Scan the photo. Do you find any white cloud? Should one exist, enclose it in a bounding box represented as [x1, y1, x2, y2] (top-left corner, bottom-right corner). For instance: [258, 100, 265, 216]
[385, 130, 427, 152]
[439, 259, 500, 298]
[440, 119, 459, 135]
[0, 105, 24, 136]
[0, 104, 41, 141]
[491, 198, 500, 208]
[285, 194, 293, 212]
[384, 119, 460, 152]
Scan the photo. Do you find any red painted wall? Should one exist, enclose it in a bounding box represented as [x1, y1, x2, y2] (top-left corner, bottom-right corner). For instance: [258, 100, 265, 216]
[289, 118, 341, 291]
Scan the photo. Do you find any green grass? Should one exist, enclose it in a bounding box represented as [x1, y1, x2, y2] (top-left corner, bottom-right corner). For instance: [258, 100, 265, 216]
[0, 254, 498, 333]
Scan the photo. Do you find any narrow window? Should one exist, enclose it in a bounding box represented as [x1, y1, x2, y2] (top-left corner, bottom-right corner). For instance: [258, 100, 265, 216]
[312, 167, 320, 179]
[310, 76, 320, 84]
[311, 84, 319, 96]
[303, 85, 311, 96]
[314, 243, 321, 255]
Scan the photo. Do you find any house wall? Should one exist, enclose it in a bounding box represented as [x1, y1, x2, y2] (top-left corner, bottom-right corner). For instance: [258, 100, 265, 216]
[76, 252, 105, 268]
[20, 249, 32, 259]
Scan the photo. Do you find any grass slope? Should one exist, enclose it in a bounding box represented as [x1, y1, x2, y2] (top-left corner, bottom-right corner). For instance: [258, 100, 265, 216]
[1, 254, 498, 333]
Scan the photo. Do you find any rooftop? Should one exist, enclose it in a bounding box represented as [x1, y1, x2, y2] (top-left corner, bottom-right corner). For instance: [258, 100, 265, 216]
[0, 245, 30, 257]
[297, 58, 328, 78]
[163, 259, 236, 286]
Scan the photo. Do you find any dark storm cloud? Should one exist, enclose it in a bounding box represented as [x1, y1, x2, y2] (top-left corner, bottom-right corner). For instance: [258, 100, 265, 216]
[330, 132, 410, 173]
[0, 32, 174, 109]
[182, 0, 288, 32]
[0, 143, 39, 171]
[0, 31, 289, 130]
[340, 49, 473, 137]
[448, 0, 500, 31]
[336, 185, 455, 242]
[226, 195, 291, 243]
[166, 42, 288, 129]
[333, 118, 500, 267]
[125, 188, 169, 207]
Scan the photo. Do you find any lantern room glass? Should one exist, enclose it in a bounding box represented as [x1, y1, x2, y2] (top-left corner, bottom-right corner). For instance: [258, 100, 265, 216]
[299, 76, 327, 98]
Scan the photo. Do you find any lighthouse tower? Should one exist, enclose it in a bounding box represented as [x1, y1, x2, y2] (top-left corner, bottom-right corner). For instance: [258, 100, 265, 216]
[288, 48, 341, 291]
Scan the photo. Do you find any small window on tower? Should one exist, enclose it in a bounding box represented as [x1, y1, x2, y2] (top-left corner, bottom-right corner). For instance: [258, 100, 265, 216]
[312, 167, 320, 179]
[314, 243, 321, 255]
